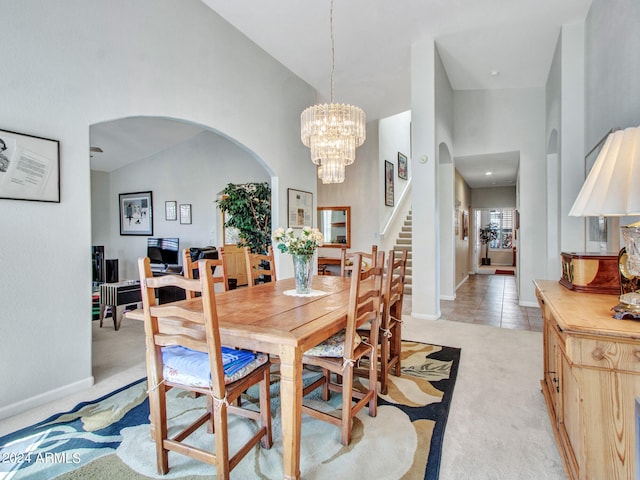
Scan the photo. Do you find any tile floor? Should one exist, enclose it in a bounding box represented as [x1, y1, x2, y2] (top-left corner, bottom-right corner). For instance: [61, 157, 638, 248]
[405, 273, 543, 332]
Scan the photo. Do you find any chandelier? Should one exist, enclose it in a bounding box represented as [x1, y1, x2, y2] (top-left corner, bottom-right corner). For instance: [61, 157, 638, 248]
[300, 0, 365, 184]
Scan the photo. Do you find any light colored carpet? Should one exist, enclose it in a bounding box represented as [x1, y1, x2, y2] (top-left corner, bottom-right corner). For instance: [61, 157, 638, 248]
[1, 314, 564, 479]
[404, 317, 565, 479]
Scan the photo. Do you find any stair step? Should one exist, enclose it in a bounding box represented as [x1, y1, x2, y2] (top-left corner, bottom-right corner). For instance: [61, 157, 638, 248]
[396, 238, 411, 245]
[399, 232, 411, 239]
[395, 245, 411, 251]
[404, 286, 412, 295]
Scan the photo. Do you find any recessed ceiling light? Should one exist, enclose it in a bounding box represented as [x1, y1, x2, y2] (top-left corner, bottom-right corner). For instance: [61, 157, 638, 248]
[490, 70, 500, 77]
[485, 171, 493, 176]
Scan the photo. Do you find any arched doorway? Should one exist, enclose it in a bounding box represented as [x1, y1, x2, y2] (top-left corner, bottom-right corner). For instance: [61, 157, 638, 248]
[89, 116, 273, 382]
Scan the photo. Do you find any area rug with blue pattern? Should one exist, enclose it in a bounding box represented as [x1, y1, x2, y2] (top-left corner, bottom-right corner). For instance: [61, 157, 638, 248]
[0, 341, 459, 479]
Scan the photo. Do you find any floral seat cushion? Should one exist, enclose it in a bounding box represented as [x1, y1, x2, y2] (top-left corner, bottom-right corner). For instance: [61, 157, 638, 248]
[162, 346, 268, 387]
[304, 330, 362, 357]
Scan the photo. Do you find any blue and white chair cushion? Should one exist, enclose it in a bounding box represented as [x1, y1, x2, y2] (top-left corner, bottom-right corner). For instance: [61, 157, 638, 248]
[161, 345, 268, 387]
[304, 330, 362, 357]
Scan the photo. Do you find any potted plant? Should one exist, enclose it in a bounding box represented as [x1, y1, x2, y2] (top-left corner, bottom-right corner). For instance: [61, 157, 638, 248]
[216, 182, 271, 254]
[479, 223, 499, 266]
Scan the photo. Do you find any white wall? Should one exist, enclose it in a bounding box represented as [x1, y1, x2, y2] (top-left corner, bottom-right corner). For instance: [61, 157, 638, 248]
[411, 38, 440, 319]
[93, 130, 270, 281]
[454, 88, 546, 305]
[435, 48, 456, 302]
[471, 187, 517, 209]
[0, 0, 315, 418]
[454, 171, 472, 283]
[317, 121, 380, 260]
[585, 0, 640, 233]
[378, 111, 412, 229]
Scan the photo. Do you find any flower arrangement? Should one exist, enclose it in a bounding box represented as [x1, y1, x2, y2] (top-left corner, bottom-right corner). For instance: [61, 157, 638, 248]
[273, 226, 323, 256]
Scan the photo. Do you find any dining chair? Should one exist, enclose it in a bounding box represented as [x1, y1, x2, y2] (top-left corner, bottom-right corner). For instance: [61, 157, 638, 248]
[138, 256, 272, 479]
[181, 248, 229, 295]
[379, 249, 408, 394]
[339, 244, 378, 277]
[244, 245, 277, 287]
[355, 249, 408, 394]
[301, 251, 385, 445]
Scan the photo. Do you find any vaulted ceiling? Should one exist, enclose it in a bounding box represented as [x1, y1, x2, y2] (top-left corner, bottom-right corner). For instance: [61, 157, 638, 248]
[91, 0, 592, 187]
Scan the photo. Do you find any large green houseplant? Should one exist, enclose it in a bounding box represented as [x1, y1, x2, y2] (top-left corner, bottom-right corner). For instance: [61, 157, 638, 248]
[216, 182, 271, 254]
[479, 223, 499, 265]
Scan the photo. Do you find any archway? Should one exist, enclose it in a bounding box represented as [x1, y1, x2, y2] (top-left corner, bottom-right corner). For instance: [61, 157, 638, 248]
[89, 116, 273, 382]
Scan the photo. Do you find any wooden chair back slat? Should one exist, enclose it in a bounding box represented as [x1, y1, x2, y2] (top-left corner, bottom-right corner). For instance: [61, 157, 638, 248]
[244, 246, 277, 287]
[340, 245, 378, 277]
[182, 248, 229, 296]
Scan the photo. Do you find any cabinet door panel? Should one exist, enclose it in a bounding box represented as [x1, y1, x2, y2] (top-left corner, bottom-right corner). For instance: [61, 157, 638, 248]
[560, 353, 583, 478]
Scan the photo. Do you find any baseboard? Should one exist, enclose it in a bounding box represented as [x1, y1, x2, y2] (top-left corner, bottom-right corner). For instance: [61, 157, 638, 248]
[412, 311, 441, 320]
[0, 376, 95, 421]
[456, 275, 469, 291]
[440, 294, 456, 301]
[519, 300, 539, 308]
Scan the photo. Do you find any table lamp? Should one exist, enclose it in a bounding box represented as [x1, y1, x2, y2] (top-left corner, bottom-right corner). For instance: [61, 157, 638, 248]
[569, 126, 640, 312]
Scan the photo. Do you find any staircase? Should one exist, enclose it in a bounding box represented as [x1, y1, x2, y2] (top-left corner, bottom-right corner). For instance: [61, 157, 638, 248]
[394, 210, 412, 295]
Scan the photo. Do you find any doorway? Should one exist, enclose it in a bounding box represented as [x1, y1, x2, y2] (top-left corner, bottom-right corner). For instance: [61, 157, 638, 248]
[474, 208, 517, 275]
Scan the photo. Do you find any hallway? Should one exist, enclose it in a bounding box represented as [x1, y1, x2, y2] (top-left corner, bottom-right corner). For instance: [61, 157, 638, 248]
[440, 273, 542, 331]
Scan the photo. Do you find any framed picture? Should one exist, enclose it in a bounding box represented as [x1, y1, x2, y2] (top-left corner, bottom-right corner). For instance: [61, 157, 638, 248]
[165, 201, 177, 221]
[288, 188, 313, 228]
[462, 210, 469, 240]
[385, 160, 394, 207]
[398, 152, 408, 180]
[119, 191, 153, 236]
[0, 128, 60, 202]
[180, 204, 192, 225]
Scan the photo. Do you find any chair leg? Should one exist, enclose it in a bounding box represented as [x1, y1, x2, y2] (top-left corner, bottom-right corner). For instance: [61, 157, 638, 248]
[322, 369, 331, 401]
[368, 349, 378, 417]
[214, 404, 231, 480]
[340, 367, 354, 446]
[149, 385, 169, 474]
[392, 323, 402, 377]
[259, 369, 273, 448]
[380, 334, 390, 395]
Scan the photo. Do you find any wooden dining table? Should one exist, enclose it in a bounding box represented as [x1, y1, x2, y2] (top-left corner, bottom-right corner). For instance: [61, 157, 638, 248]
[126, 275, 352, 480]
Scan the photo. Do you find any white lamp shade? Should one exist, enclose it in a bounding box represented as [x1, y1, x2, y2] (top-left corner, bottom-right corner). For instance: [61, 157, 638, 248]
[569, 126, 640, 216]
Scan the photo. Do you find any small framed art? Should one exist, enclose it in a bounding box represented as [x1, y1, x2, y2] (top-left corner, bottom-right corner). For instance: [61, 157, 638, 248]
[287, 188, 313, 228]
[119, 191, 153, 236]
[385, 160, 394, 207]
[0, 128, 60, 202]
[165, 201, 177, 221]
[180, 204, 192, 224]
[398, 152, 408, 180]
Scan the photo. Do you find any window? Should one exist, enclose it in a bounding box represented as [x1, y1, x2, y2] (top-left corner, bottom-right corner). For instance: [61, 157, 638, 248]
[489, 209, 513, 250]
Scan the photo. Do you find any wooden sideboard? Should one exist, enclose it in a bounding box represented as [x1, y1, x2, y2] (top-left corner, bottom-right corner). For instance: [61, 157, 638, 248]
[534, 280, 640, 479]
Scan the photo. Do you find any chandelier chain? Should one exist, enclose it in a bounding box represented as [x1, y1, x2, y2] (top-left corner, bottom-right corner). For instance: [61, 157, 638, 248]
[330, 0, 334, 103]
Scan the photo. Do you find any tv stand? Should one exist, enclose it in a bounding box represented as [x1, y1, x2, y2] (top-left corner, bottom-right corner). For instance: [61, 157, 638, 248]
[98, 280, 141, 331]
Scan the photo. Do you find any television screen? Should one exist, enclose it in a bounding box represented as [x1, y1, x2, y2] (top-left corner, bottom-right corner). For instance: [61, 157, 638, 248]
[147, 238, 179, 266]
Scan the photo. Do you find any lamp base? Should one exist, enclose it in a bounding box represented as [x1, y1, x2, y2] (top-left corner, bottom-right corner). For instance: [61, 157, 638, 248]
[612, 290, 640, 319]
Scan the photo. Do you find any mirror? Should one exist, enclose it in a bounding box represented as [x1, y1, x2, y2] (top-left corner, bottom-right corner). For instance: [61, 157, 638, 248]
[318, 206, 351, 248]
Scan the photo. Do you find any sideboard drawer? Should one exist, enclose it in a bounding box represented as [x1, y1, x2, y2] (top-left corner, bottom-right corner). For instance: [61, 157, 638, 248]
[573, 338, 640, 374]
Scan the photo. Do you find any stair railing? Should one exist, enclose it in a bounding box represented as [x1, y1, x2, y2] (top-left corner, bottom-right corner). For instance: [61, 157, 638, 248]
[378, 180, 412, 253]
